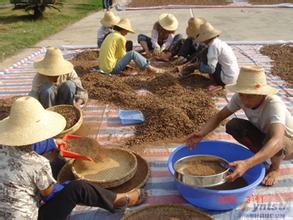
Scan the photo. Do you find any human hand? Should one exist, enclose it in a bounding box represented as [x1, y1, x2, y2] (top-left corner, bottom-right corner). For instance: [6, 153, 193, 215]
[74, 98, 83, 108]
[55, 138, 66, 146]
[185, 132, 203, 150]
[225, 160, 250, 182]
[153, 45, 161, 56]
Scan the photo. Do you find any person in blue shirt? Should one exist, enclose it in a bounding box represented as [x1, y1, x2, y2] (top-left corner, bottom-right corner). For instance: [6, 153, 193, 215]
[0, 96, 145, 220]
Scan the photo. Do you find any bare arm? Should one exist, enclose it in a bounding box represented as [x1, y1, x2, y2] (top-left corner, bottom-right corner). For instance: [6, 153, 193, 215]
[186, 107, 233, 149]
[226, 123, 285, 181]
[246, 123, 284, 168]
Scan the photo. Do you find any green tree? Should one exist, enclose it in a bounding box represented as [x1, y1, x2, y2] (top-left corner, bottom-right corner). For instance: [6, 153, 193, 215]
[10, 0, 62, 18]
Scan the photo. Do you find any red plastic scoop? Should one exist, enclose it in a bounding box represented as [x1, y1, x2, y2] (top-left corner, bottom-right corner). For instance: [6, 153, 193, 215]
[57, 134, 94, 161]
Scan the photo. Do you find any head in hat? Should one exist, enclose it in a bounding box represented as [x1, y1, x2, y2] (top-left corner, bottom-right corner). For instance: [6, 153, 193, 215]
[114, 18, 135, 35]
[226, 65, 278, 108]
[186, 17, 206, 39]
[34, 47, 73, 77]
[158, 13, 178, 32]
[0, 96, 66, 146]
[100, 11, 120, 28]
[196, 22, 221, 44]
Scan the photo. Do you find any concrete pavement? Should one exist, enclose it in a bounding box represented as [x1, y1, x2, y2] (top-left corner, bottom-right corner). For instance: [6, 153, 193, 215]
[1, 7, 293, 69]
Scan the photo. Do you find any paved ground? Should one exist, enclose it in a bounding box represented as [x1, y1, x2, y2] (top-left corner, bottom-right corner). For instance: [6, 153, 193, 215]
[1, 7, 293, 69]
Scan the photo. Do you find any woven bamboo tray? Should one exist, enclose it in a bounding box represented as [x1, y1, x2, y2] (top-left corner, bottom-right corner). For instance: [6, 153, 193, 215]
[110, 152, 150, 193]
[47, 104, 83, 137]
[122, 204, 213, 220]
[57, 152, 150, 192]
[71, 148, 137, 188]
[57, 159, 75, 183]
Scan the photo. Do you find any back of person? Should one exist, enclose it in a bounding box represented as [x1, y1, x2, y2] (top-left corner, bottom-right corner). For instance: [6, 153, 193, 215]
[0, 146, 52, 219]
[209, 38, 239, 84]
[99, 32, 126, 73]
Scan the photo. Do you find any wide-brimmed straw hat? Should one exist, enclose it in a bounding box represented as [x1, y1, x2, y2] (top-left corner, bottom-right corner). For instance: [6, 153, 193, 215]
[34, 47, 73, 76]
[0, 96, 66, 146]
[186, 17, 206, 38]
[100, 11, 120, 28]
[158, 13, 178, 32]
[225, 65, 278, 96]
[115, 18, 135, 33]
[196, 22, 221, 43]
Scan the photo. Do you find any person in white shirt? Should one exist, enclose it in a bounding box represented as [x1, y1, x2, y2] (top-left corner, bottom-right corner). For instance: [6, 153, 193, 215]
[196, 22, 239, 91]
[185, 65, 292, 186]
[97, 11, 120, 48]
[137, 13, 182, 58]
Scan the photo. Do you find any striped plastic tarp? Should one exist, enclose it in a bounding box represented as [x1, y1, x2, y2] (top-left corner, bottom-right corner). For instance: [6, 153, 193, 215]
[0, 44, 292, 220]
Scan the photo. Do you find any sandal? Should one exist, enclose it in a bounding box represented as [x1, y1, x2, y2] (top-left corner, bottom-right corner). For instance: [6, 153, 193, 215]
[125, 188, 146, 207]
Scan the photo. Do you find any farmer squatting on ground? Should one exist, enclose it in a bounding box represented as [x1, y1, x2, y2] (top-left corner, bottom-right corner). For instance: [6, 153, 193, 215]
[186, 65, 293, 186]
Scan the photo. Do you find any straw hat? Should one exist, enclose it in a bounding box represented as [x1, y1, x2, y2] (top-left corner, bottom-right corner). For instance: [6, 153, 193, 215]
[115, 18, 135, 33]
[158, 13, 178, 32]
[225, 65, 278, 96]
[34, 47, 73, 76]
[186, 17, 206, 38]
[0, 96, 66, 146]
[196, 22, 221, 43]
[100, 11, 120, 28]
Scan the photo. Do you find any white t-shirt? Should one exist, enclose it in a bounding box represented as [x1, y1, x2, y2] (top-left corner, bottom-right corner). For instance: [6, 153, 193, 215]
[0, 146, 56, 220]
[207, 38, 239, 85]
[97, 26, 113, 46]
[227, 94, 293, 138]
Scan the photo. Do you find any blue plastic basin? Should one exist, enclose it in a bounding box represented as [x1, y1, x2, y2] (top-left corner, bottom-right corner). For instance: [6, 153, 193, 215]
[168, 140, 265, 210]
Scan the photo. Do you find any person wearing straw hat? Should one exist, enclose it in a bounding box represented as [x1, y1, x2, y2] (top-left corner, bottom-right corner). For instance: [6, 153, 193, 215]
[137, 13, 182, 59]
[99, 18, 164, 75]
[0, 96, 146, 220]
[196, 22, 239, 92]
[185, 65, 293, 186]
[172, 17, 207, 66]
[97, 11, 120, 48]
[30, 47, 88, 109]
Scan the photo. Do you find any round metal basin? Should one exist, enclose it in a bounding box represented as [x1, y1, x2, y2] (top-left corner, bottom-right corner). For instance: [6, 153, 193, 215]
[174, 155, 230, 187]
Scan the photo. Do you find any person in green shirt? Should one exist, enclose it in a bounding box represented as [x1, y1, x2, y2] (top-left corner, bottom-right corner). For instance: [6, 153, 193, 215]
[99, 18, 164, 75]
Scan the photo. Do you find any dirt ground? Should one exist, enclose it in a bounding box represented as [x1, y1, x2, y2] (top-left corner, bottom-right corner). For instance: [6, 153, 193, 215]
[128, 0, 292, 7]
[71, 50, 222, 148]
[260, 44, 293, 88]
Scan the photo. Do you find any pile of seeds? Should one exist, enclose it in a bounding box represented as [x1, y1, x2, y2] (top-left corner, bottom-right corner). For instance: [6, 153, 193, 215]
[260, 44, 293, 87]
[0, 96, 21, 120]
[66, 137, 106, 161]
[71, 50, 220, 147]
[48, 105, 80, 130]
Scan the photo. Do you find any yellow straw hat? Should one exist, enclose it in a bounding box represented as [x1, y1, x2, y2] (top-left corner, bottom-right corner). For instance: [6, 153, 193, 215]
[158, 13, 178, 32]
[34, 47, 74, 76]
[0, 96, 66, 146]
[115, 18, 135, 33]
[186, 17, 206, 38]
[100, 11, 120, 28]
[196, 22, 221, 43]
[225, 65, 278, 96]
